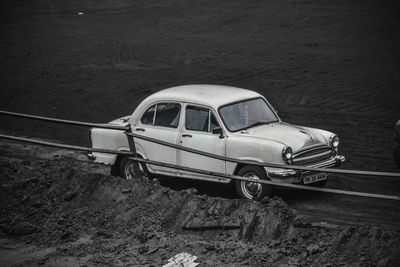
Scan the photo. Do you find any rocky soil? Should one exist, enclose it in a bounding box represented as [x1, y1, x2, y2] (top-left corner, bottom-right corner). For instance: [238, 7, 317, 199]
[0, 150, 399, 266]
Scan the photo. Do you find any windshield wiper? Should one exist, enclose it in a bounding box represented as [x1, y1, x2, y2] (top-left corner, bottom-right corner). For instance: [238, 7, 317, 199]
[242, 121, 271, 131]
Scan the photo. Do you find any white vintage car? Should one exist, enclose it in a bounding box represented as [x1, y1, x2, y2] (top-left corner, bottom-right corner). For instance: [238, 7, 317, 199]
[89, 85, 345, 199]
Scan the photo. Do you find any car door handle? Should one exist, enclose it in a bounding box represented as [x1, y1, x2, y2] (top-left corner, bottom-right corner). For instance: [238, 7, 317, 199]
[182, 134, 192, 138]
[135, 128, 145, 132]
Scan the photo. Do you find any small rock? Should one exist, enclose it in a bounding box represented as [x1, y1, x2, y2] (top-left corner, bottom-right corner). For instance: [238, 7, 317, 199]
[294, 216, 311, 228]
[187, 188, 198, 195]
[137, 234, 147, 243]
[152, 179, 161, 185]
[306, 244, 319, 255]
[64, 191, 77, 201]
[121, 188, 132, 194]
[138, 245, 149, 254]
[300, 231, 312, 239]
[96, 230, 112, 238]
[261, 196, 270, 204]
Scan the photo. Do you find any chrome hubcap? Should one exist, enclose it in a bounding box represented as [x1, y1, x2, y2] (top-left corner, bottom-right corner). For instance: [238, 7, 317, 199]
[124, 160, 136, 180]
[241, 172, 262, 199]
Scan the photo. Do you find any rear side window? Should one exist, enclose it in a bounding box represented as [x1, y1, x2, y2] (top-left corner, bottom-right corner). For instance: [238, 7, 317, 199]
[141, 105, 156, 125]
[185, 105, 220, 132]
[141, 103, 181, 128]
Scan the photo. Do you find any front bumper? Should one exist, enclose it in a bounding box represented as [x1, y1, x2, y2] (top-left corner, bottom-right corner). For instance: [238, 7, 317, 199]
[266, 155, 346, 183]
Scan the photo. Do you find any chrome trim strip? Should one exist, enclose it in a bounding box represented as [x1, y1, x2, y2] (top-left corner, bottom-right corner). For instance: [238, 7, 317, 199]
[293, 145, 330, 157]
[301, 156, 345, 173]
[293, 150, 332, 163]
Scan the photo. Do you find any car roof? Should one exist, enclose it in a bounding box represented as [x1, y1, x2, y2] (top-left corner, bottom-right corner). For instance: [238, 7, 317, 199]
[129, 84, 263, 126]
[144, 84, 261, 109]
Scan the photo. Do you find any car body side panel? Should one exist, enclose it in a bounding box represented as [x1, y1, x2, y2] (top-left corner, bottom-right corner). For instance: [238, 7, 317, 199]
[90, 128, 130, 165]
[225, 136, 285, 175]
[133, 125, 180, 175]
[178, 130, 227, 181]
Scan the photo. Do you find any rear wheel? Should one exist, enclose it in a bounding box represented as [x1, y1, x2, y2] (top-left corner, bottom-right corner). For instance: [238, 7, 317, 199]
[119, 155, 149, 179]
[235, 165, 272, 200]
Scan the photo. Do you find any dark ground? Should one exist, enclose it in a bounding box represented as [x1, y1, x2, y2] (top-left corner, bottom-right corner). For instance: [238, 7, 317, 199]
[0, 0, 400, 266]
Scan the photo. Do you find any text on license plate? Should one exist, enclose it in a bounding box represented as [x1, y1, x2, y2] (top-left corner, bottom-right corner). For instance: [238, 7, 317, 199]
[303, 173, 328, 184]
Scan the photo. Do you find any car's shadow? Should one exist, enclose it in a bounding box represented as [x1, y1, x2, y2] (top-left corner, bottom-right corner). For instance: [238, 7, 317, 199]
[155, 175, 237, 199]
[154, 175, 327, 203]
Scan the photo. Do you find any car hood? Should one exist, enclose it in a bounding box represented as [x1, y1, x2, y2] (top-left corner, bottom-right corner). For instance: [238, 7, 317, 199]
[241, 122, 328, 152]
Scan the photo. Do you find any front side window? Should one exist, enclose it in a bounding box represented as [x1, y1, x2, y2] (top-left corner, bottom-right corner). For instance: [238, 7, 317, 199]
[141, 103, 181, 128]
[219, 98, 278, 132]
[185, 105, 220, 132]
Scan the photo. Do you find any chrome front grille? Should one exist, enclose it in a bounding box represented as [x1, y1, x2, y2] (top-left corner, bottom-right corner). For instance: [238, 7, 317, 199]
[293, 147, 332, 165]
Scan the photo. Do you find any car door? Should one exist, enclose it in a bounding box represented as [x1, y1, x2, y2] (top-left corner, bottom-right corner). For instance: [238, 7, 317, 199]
[133, 102, 181, 175]
[177, 104, 226, 181]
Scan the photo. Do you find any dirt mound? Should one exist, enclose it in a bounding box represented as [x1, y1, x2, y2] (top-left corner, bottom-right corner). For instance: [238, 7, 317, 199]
[1, 156, 399, 266]
[0, 157, 294, 245]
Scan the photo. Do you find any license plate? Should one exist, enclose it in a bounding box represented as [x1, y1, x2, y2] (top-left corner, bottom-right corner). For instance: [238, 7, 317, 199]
[303, 172, 327, 184]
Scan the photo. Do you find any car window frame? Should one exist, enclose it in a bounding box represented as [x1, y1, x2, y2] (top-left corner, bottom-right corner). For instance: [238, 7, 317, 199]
[218, 97, 280, 132]
[139, 101, 182, 129]
[184, 104, 221, 133]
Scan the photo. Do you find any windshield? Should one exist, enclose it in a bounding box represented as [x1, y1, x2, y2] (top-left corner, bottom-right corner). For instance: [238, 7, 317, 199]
[219, 98, 278, 132]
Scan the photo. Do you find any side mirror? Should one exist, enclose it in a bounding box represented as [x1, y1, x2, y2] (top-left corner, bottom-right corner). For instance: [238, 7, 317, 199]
[212, 127, 224, 139]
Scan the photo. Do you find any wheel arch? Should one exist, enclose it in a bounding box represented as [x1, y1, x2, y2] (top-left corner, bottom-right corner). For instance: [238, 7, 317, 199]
[232, 158, 267, 176]
[110, 149, 147, 177]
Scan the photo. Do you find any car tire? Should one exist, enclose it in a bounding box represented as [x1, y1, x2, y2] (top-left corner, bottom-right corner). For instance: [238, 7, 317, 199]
[119, 155, 148, 180]
[235, 165, 272, 200]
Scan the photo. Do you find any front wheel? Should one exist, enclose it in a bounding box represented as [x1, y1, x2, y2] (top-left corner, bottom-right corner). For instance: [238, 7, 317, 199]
[235, 165, 272, 200]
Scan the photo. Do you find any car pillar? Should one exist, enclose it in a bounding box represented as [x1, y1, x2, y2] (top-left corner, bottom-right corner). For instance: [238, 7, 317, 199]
[124, 127, 141, 179]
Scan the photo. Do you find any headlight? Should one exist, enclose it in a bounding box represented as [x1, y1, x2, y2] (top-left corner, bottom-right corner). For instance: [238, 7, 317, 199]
[330, 135, 340, 148]
[282, 146, 293, 161]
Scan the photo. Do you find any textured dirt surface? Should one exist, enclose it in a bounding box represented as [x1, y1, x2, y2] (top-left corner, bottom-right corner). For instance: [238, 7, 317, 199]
[0, 151, 399, 266]
[0, 0, 400, 266]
